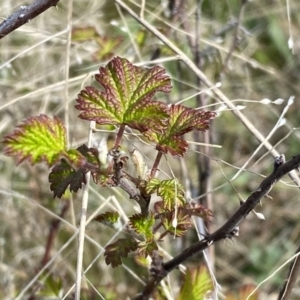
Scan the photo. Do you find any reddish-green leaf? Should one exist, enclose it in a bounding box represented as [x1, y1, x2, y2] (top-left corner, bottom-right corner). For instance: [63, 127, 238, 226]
[153, 202, 192, 237]
[129, 213, 155, 240]
[187, 202, 213, 221]
[177, 266, 213, 300]
[225, 284, 259, 300]
[137, 240, 158, 258]
[3, 115, 67, 166]
[75, 56, 171, 132]
[164, 208, 192, 237]
[146, 179, 185, 211]
[144, 104, 216, 156]
[104, 238, 138, 268]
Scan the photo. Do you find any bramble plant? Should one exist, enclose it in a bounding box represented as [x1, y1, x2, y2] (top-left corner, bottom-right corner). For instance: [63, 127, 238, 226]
[3, 56, 216, 296]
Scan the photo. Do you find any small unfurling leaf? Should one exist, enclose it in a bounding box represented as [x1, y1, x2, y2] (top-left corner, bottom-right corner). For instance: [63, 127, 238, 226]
[129, 213, 155, 240]
[137, 240, 158, 258]
[95, 211, 120, 224]
[162, 206, 192, 237]
[146, 178, 185, 211]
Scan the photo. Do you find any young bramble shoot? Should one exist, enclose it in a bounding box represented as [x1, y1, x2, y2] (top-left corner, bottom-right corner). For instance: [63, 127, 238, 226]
[2, 56, 216, 272]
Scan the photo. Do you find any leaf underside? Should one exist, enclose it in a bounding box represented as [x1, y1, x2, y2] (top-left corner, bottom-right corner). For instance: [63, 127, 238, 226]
[104, 238, 138, 267]
[49, 144, 102, 198]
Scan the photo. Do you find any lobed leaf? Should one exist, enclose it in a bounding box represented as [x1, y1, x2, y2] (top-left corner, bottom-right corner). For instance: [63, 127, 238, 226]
[146, 179, 185, 211]
[144, 104, 216, 156]
[145, 178, 160, 194]
[3, 115, 67, 166]
[177, 266, 213, 300]
[137, 240, 158, 258]
[75, 56, 171, 132]
[104, 238, 138, 268]
[49, 144, 103, 198]
[129, 213, 155, 240]
[163, 207, 192, 237]
[49, 159, 86, 198]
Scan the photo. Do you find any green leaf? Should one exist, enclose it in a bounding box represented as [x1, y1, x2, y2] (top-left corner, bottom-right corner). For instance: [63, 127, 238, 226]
[95, 211, 120, 225]
[104, 238, 138, 267]
[72, 26, 98, 41]
[146, 179, 185, 211]
[144, 104, 216, 156]
[177, 266, 213, 300]
[129, 213, 155, 240]
[145, 178, 161, 194]
[49, 159, 86, 198]
[3, 115, 67, 166]
[37, 274, 63, 297]
[75, 56, 171, 132]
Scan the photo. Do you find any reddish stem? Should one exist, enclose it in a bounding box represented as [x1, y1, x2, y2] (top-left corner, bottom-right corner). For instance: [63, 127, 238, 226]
[159, 231, 169, 240]
[153, 221, 163, 234]
[150, 151, 163, 178]
[114, 124, 126, 149]
[39, 201, 70, 269]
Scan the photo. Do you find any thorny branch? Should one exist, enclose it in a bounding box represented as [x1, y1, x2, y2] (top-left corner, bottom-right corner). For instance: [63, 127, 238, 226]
[0, 0, 59, 39]
[135, 154, 300, 299]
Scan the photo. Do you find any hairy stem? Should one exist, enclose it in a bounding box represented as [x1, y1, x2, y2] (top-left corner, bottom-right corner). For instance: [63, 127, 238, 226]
[39, 201, 70, 268]
[114, 124, 126, 149]
[150, 151, 163, 178]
